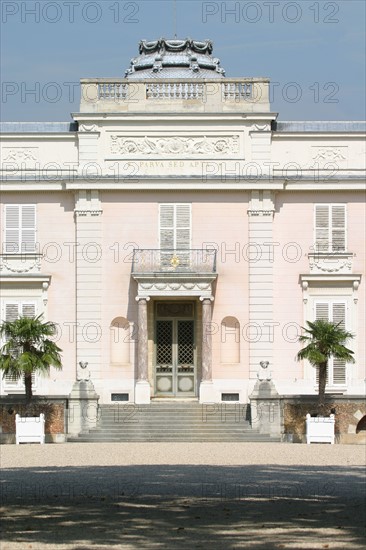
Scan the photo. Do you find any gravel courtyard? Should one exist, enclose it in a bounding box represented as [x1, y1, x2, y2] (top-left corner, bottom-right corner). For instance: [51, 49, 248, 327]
[1, 443, 365, 549]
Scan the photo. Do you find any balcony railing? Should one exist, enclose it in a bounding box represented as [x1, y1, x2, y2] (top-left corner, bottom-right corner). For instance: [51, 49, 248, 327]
[80, 78, 270, 113]
[132, 249, 217, 274]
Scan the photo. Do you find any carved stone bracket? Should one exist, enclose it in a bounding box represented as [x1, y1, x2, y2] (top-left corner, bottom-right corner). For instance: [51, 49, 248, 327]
[42, 281, 49, 306]
[248, 191, 275, 217]
[74, 190, 103, 217]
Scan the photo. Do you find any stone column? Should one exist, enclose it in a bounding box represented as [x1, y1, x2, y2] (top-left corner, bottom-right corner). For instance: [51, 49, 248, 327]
[199, 296, 216, 403]
[135, 296, 151, 403]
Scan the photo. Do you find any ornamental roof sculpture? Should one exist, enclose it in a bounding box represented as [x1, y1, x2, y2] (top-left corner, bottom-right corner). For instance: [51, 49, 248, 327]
[125, 38, 226, 79]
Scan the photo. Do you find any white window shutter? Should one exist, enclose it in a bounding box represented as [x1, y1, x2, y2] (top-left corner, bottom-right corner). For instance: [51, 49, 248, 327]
[332, 302, 346, 385]
[315, 205, 330, 252]
[176, 204, 191, 249]
[332, 302, 346, 329]
[5, 302, 20, 322]
[159, 204, 191, 249]
[3, 303, 20, 385]
[3, 302, 38, 387]
[331, 205, 346, 252]
[4, 205, 36, 253]
[332, 358, 346, 384]
[315, 302, 329, 384]
[159, 204, 175, 249]
[21, 205, 36, 253]
[4, 205, 20, 253]
[315, 302, 329, 321]
[22, 303, 36, 319]
[314, 301, 347, 387]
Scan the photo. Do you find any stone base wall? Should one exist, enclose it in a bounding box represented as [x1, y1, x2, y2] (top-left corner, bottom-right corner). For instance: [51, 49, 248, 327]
[0, 399, 65, 444]
[283, 397, 366, 444]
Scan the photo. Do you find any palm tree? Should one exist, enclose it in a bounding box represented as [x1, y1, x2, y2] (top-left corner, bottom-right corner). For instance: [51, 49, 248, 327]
[296, 319, 354, 408]
[0, 315, 62, 403]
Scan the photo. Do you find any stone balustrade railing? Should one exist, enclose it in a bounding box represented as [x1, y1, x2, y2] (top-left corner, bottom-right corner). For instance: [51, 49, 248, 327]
[80, 78, 270, 113]
[132, 249, 217, 274]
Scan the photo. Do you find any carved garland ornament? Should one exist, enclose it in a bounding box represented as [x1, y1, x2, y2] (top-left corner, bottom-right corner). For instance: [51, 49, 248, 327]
[140, 282, 211, 291]
[0, 256, 42, 274]
[110, 135, 239, 156]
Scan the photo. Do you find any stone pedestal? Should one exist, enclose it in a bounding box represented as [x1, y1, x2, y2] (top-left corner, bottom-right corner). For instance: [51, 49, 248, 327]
[68, 380, 99, 436]
[199, 381, 216, 403]
[135, 380, 151, 404]
[249, 379, 282, 437]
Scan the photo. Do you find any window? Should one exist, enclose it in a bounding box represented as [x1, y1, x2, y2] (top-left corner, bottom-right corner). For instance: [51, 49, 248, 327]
[315, 301, 347, 386]
[2, 301, 37, 389]
[159, 204, 191, 250]
[314, 204, 346, 252]
[4, 205, 36, 253]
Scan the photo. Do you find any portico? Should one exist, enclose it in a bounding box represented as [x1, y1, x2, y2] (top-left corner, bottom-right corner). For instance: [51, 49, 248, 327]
[132, 248, 217, 403]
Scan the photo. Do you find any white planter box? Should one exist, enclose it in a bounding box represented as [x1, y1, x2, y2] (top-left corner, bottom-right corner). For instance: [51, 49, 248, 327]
[306, 413, 335, 444]
[15, 413, 45, 444]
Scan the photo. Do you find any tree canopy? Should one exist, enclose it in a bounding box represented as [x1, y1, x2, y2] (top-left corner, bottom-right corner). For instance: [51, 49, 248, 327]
[0, 315, 62, 402]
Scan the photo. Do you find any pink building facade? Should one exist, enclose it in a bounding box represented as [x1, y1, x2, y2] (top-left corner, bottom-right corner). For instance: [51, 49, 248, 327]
[1, 39, 365, 407]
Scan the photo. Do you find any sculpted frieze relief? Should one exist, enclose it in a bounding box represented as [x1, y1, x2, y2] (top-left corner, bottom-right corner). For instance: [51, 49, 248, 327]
[110, 135, 240, 157]
[2, 148, 39, 166]
[310, 146, 347, 167]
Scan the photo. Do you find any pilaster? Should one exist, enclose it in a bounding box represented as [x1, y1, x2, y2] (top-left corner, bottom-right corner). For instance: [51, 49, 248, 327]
[248, 191, 275, 379]
[74, 190, 103, 381]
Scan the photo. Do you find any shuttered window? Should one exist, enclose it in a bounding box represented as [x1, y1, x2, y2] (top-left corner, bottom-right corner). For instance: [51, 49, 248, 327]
[159, 204, 191, 250]
[3, 302, 37, 388]
[4, 205, 36, 253]
[315, 301, 347, 386]
[314, 204, 346, 252]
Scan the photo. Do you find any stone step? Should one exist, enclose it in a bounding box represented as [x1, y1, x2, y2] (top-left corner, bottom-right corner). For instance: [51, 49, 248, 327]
[68, 402, 269, 443]
[69, 436, 281, 443]
[71, 429, 257, 436]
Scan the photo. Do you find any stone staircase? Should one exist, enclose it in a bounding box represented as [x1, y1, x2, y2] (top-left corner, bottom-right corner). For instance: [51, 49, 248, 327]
[68, 401, 280, 442]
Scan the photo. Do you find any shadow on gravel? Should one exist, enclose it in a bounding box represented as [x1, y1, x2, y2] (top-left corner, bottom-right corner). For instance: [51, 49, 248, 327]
[1, 464, 365, 549]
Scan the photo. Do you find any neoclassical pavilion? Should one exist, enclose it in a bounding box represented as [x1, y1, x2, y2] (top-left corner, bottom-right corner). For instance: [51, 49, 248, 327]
[0, 38, 365, 406]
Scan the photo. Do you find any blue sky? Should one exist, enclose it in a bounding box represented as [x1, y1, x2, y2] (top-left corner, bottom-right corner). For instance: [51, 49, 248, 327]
[1, 0, 365, 121]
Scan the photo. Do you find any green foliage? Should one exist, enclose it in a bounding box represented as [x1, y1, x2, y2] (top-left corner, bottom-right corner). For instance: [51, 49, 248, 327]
[0, 315, 62, 402]
[296, 319, 354, 407]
